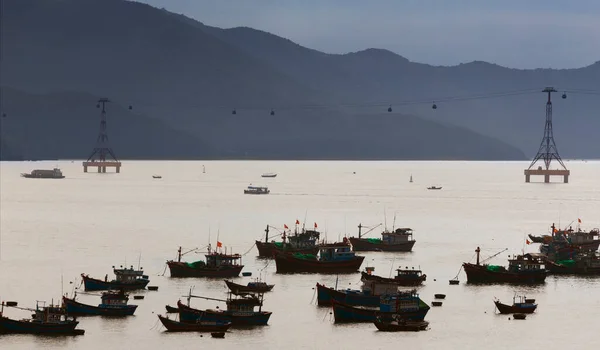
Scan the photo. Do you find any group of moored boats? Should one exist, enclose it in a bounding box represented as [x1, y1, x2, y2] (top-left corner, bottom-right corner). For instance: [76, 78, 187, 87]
[2, 220, 598, 336]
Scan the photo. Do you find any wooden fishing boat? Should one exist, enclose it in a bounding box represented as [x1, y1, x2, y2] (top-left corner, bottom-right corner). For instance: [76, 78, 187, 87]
[316, 283, 381, 307]
[494, 295, 537, 314]
[158, 314, 231, 332]
[225, 279, 274, 294]
[360, 268, 426, 287]
[0, 301, 84, 335]
[165, 305, 178, 313]
[374, 316, 429, 332]
[256, 224, 320, 258]
[532, 223, 600, 252]
[545, 251, 600, 275]
[81, 266, 150, 291]
[177, 292, 272, 326]
[331, 297, 430, 323]
[349, 224, 416, 252]
[462, 247, 547, 284]
[275, 242, 364, 274]
[62, 290, 137, 316]
[167, 246, 244, 278]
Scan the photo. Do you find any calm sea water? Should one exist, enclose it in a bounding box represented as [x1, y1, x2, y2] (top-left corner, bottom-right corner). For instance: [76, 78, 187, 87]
[1, 160, 599, 350]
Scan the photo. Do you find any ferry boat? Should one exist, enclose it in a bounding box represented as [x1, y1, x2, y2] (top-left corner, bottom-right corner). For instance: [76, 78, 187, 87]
[244, 185, 269, 195]
[167, 245, 244, 278]
[62, 289, 137, 316]
[177, 292, 272, 326]
[462, 247, 547, 284]
[81, 266, 150, 291]
[21, 168, 65, 179]
[274, 241, 365, 273]
[256, 224, 320, 257]
[0, 301, 84, 335]
[349, 224, 416, 252]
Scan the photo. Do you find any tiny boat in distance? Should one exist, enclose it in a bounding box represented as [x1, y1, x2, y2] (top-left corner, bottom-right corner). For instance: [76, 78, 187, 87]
[244, 185, 270, 195]
[427, 186, 442, 190]
[21, 168, 65, 179]
[152, 175, 162, 179]
[261, 173, 277, 178]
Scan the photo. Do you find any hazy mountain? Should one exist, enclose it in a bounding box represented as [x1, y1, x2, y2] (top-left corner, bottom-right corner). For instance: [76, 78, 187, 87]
[7, 0, 593, 160]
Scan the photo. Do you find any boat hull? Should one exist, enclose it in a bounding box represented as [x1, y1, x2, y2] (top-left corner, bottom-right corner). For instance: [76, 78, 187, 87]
[158, 315, 231, 332]
[462, 263, 547, 284]
[0, 316, 81, 335]
[255, 241, 319, 258]
[165, 305, 178, 313]
[316, 283, 380, 307]
[494, 301, 537, 314]
[225, 280, 274, 294]
[331, 300, 429, 323]
[374, 319, 429, 332]
[177, 302, 271, 326]
[348, 238, 415, 252]
[81, 275, 149, 291]
[62, 297, 137, 316]
[361, 271, 426, 286]
[167, 261, 244, 278]
[545, 260, 600, 275]
[275, 254, 365, 274]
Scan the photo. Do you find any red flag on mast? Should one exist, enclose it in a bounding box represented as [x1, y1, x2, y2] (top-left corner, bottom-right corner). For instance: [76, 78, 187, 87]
[284, 224, 289, 229]
[314, 222, 318, 228]
[295, 219, 300, 225]
[217, 241, 222, 248]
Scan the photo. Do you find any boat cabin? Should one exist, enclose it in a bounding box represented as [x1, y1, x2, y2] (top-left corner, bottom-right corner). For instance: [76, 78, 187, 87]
[395, 268, 423, 279]
[381, 228, 415, 244]
[205, 253, 242, 268]
[225, 293, 263, 313]
[100, 290, 129, 306]
[318, 244, 356, 262]
[507, 253, 546, 273]
[287, 229, 320, 248]
[380, 290, 422, 312]
[32, 301, 70, 323]
[113, 266, 148, 283]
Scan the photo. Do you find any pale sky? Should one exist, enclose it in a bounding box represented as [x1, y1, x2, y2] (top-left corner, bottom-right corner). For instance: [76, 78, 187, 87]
[137, 0, 600, 69]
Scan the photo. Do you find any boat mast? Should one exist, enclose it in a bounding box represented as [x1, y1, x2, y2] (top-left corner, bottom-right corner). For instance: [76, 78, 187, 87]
[265, 225, 269, 243]
[177, 247, 182, 262]
[476, 247, 480, 265]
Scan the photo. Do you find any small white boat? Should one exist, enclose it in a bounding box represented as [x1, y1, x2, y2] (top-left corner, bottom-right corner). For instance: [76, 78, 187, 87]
[261, 173, 277, 178]
[244, 185, 270, 195]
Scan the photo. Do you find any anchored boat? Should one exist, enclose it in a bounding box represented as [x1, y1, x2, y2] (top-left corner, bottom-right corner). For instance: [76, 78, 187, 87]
[81, 266, 150, 291]
[331, 290, 430, 323]
[244, 185, 270, 195]
[158, 314, 231, 332]
[62, 289, 137, 316]
[462, 247, 547, 284]
[0, 301, 84, 335]
[21, 168, 65, 179]
[360, 267, 426, 287]
[225, 279, 274, 294]
[349, 224, 416, 252]
[167, 245, 244, 278]
[256, 224, 320, 257]
[275, 241, 364, 274]
[494, 295, 537, 314]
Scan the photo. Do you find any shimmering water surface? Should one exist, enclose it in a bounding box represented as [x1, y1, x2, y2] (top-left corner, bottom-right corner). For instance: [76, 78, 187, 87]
[1, 160, 599, 350]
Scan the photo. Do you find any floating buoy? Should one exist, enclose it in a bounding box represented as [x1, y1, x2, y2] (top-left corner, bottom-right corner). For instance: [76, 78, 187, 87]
[148, 286, 159, 291]
[449, 279, 459, 285]
[133, 295, 144, 300]
[5, 301, 18, 307]
[242, 272, 252, 277]
[434, 294, 446, 299]
[431, 301, 443, 307]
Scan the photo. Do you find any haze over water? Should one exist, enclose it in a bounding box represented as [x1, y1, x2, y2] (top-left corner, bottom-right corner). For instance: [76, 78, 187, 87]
[1, 160, 599, 350]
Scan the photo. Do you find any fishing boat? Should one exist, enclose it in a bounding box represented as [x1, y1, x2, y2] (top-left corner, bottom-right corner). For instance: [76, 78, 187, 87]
[261, 173, 277, 178]
[374, 315, 429, 332]
[256, 224, 321, 257]
[360, 267, 426, 286]
[331, 290, 430, 323]
[494, 295, 537, 314]
[0, 301, 84, 335]
[316, 283, 381, 307]
[225, 279, 274, 294]
[21, 168, 65, 179]
[349, 224, 416, 252]
[62, 290, 137, 316]
[530, 223, 600, 253]
[81, 266, 150, 291]
[167, 245, 244, 278]
[244, 185, 270, 195]
[177, 292, 272, 326]
[545, 251, 600, 275]
[274, 242, 365, 274]
[427, 186, 442, 190]
[158, 314, 231, 332]
[462, 247, 547, 284]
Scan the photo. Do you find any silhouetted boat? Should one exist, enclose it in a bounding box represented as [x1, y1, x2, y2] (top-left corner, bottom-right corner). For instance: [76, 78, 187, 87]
[316, 283, 381, 307]
[374, 316, 429, 332]
[158, 314, 231, 332]
[462, 247, 547, 284]
[62, 290, 137, 316]
[331, 290, 430, 323]
[275, 242, 364, 274]
[81, 266, 150, 291]
[165, 305, 178, 313]
[244, 185, 269, 195]
[494, 295, 537, 314]
[21, 168, 65, 179]
[261, 173, 277, 178]
[152, 175, 162, 179]
[167, 246, 244, 278]
[545, 251, 600, 275]
[427, 186, 442, 190]
[256, 224, 320, 258]
[349, 224, 416, 252]
[225, 279, 274, 294]
[0, 301, 84, 335]
[177, 292, 272, 326]
[360, 268, 426, 286]
[530, 223, 600, 253]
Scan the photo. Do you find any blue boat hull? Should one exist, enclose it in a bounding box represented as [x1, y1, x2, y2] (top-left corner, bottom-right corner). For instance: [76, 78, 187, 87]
[316, 283, 379, 307]
[82, 275, 149, 291]
[63, 297, 137, 316]
[0, 316, 82, 335]
[332, 300, 429, 323]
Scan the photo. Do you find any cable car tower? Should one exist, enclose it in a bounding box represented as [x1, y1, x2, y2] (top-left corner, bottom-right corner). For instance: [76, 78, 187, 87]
[524, 87, 569, 183]
[83, 98, 122, 173]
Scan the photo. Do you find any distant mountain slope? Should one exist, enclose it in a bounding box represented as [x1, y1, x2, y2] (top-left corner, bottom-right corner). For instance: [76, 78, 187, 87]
[0, 88, 212, 160]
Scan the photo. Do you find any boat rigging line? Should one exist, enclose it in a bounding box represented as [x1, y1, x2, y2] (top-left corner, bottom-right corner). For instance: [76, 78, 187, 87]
[481, 248, 509, 264]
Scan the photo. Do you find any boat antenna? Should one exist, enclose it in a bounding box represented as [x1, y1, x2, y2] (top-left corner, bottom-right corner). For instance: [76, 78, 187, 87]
[61, 273, 64, 298]
[384, 207, 387, 232]
[392, 212, 397, 232]
[335, 275, 339, 290]
[138, 252, 142, 270]
[303, 209, 308, 231]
